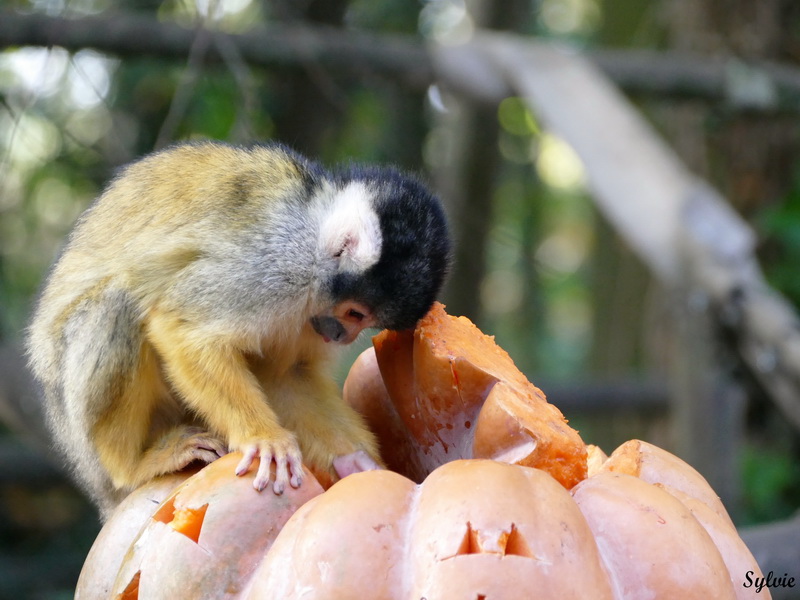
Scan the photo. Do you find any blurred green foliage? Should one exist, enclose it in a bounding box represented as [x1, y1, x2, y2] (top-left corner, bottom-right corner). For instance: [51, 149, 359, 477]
[742, 441, 800, 526]
[760, 179, 800, 308]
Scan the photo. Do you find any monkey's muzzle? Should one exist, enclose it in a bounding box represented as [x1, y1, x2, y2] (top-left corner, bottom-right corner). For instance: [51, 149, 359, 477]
[310, 315, 347, 343]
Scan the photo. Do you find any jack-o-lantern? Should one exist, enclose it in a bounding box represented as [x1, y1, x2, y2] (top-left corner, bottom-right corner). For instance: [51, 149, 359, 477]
[76, 303, 767, 600]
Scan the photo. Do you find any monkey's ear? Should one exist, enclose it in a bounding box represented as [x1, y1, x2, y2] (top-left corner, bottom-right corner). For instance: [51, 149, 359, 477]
[318, 182, 382, 273]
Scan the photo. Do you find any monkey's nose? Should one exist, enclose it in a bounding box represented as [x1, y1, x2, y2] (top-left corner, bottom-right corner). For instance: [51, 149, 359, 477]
[310, 316, 346, 343]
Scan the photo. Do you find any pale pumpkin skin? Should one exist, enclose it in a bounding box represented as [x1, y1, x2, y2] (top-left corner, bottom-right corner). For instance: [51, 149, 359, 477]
[587, 439, 765, 600]
[76, 472, 193, 599]
[245, 444, 764, 600]
[248, 459, 614, 600]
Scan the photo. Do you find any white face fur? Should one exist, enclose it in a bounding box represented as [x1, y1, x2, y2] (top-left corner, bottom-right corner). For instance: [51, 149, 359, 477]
[316, 181, 383, 274]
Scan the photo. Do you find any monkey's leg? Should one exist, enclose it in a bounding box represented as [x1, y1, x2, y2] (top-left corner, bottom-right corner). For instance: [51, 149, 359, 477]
[54, 290, 221, 513]
[92, 343, 227, 492]
[146, 310, 304, 494]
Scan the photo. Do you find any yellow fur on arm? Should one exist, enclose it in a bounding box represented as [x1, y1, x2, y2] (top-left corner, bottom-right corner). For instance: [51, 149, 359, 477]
[144, 308, 289, 447]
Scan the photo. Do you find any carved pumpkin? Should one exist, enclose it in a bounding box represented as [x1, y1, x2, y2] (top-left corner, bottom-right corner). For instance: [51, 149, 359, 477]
[76, 455, 324, 599]
[76, 303, 768, 600]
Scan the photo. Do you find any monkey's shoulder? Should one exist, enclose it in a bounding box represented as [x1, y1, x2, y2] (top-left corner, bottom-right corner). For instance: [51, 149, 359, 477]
[139, 141, 315, 185]
[75, 142, 320, 237]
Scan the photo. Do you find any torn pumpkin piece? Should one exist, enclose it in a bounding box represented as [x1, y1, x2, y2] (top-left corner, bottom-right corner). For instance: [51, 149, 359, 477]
[371, 302, 587, 489]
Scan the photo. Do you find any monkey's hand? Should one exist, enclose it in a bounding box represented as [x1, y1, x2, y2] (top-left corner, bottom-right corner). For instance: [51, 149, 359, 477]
[332, 449, 383, 479]
[233, 431, 304, 495]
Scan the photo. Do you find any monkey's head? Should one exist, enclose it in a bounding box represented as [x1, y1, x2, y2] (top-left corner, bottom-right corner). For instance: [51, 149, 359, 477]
[310, 166, 450, 345]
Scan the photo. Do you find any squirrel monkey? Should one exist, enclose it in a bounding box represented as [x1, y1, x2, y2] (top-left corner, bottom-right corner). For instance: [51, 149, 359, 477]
[27, 141, 450, 518]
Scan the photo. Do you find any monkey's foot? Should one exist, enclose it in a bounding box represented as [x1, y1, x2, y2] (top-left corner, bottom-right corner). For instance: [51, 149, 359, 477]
[234, 434, 304, 495]
[132, 428, 228, 486]
[333, 450, 382, 478]
[173, 428, 229, 467]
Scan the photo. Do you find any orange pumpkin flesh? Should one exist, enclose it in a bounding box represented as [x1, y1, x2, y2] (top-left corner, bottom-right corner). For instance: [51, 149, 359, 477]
[76, 303, 768, 600]
[159, 502, 208, 543]
[117, 571, 140, 600]
[370, 302, 587, 489]
[342, 343, 424, 478]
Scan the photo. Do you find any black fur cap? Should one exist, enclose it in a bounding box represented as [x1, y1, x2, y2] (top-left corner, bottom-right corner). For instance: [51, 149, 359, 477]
[328, 165, 451, 331]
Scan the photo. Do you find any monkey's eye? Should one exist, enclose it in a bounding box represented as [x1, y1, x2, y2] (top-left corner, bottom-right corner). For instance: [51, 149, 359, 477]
[347, 309, 365, 322]
[333, 237, 351, 259]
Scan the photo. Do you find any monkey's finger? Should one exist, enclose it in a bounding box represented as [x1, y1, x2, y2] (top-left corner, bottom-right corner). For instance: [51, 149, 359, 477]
[253, 450, 275, 493]
[236, 446, 259, 477]
[272, 452, 289, 495]
[287, 452, 304, 488]
[333, 450, 383, 478]
[354, 450, 382, 471]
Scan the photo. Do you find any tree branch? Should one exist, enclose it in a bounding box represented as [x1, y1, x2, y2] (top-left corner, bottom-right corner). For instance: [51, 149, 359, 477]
[4, 10, 800, 112]
[0, 10, 433, 90]
[594, 48, 800, 112]
[468, 33, 800, 434]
